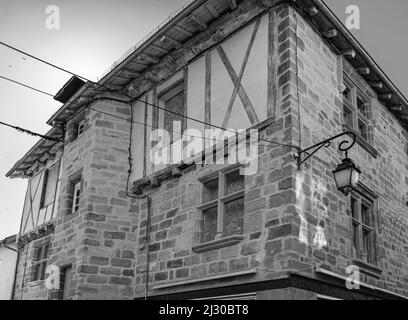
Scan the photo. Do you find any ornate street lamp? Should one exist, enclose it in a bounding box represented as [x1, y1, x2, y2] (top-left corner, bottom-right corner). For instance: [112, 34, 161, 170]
[332, 156, 361, 196]
[296, 131, 360, 196]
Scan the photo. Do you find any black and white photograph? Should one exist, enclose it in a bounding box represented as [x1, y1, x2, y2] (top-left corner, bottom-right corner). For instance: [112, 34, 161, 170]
[0, 0, 407, 307]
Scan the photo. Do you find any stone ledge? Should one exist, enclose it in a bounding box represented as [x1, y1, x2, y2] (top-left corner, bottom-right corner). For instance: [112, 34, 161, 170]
[192, 235, 245, 253]
[26, 280, 45, 288]
[343, 125, 379, 158]
[352, 259, 383, 279]
[153, 268, 257, 290]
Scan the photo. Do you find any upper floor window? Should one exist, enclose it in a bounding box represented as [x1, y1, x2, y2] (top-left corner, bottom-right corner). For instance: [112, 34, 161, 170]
[342, 77, 373, 144]
[350, 187, 377, 265]
[32, 242, 50, 282]
[39, 169, 49, 209]
[72, 180, 81, 214]
[159, 81, 185, 142]
[198, 169, 245, 243]
[77, 119, 86, 137]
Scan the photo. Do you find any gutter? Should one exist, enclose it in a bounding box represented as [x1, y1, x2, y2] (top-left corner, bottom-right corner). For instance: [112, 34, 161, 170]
[311, 0, 408, 109]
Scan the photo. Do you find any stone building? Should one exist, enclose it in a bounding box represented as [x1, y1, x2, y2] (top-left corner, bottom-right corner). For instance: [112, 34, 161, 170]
[0, 235, 18, 300]
[5, 0, 408, 300]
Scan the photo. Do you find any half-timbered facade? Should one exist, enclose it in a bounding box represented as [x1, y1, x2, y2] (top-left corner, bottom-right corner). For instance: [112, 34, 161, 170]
[5, 0, 408, 300]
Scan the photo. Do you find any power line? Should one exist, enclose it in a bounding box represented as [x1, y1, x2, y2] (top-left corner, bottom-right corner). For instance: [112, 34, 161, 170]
[0, 41, 296, 150]
[0, 75, 274, 152]
[0, 41, 87, 82]
[0, 120, 62, 142]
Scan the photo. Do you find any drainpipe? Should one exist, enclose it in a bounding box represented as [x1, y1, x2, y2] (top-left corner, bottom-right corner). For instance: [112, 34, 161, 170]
[10, 248, 19, 300]
[124, 100, 153, 300]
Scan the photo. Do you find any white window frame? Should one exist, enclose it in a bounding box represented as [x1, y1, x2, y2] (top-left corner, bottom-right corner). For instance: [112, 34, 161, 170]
[77, 119, 86, 137]
[198, 168, 245, 243]
[32, 242, 49, 282]
[342, 76, 373, 143]
[72, 181, 81, 214]
[350, 189, 377, 265]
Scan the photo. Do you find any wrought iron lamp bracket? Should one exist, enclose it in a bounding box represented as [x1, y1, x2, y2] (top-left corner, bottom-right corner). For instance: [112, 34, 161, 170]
[295, 131, 356, 169]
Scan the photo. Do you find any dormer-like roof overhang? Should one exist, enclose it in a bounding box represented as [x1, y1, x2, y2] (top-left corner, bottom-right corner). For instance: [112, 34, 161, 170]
[46, 0, 408, 131]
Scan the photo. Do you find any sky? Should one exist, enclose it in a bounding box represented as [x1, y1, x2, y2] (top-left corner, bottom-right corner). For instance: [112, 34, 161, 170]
[0, 0, 407, 240]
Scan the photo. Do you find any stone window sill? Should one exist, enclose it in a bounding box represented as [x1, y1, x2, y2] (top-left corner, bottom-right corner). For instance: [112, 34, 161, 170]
[192, 235, 245, 253]
[343, 125, 379, 158]
[153, 268, 257, 289]
[352, 259, 382, 279]
[27, 280, 45, 288]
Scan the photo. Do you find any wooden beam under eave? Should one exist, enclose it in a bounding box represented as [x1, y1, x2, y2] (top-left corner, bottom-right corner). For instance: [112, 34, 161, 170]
[189, 15, 207, 31]
[150, 44, 169, 55]
[227, 0, 237, 10]
[174, 25, 193, 37]
[369, 81, 384, 90]
[379, 93, 392, 101]
[356, 67, 370, 76]
[206, 3, 220, 19]
[145, 72, 161, 83]
[390, 104, 403, 113]
[322, 29, 338, 38]
[127, 83, 140, 98]
[308, 6, 319, 16]
[160, 35, 182, 49]
[137, 53, 160, 64]
[341, 49, 356, 59]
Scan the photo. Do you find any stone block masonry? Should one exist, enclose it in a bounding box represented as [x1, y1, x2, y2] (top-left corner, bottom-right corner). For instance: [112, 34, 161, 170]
[11, 0, 408, 300]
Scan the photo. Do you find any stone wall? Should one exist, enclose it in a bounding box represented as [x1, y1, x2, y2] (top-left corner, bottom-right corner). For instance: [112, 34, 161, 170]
[292, 6, 408, 296]
[133, 5, 302, 298]
[11, 0, 408, 300]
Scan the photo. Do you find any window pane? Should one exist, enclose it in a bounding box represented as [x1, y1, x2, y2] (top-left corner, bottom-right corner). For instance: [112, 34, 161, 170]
[42, 244, 49, 259]
[223, 197, 244, 237]
[33, 264, 40, 281]
[342, 84, 352, 102]
[225, 170, 244, 195]
[203, 179, 218, 203]
[357, 97, 370, 119]
[40, 170, 49, 208]
[40, 262, 47, 280]
[72, 181, 81, 213]
[44, 164, 59, 207]
[358, 119, 368, 140]
[164, 91, 185, 140]
[351, 197, 358, 219]
[343, 106, 353, 128]
[352, 223, 359, 258]
[78, 120, 85, 136]
[361, 202, 372, 226]
[362, 229, 371, 263]
[35, 247, 42, 261]
[202, 206, 217, 243]
[62, 267, 73, 300]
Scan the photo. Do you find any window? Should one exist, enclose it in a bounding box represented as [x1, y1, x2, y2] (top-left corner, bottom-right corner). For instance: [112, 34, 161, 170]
[32, 242, 49, 282]
[198, 169, 245, 243]
[77, 119, 85, 137]
[350, 190, 377, 265]
[39, 169, 49, 209]
[59, 266, 73, 300]
[159, 81, 185, 142]
[342, 77, 373, 144]
[72, 180, 81, 214]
